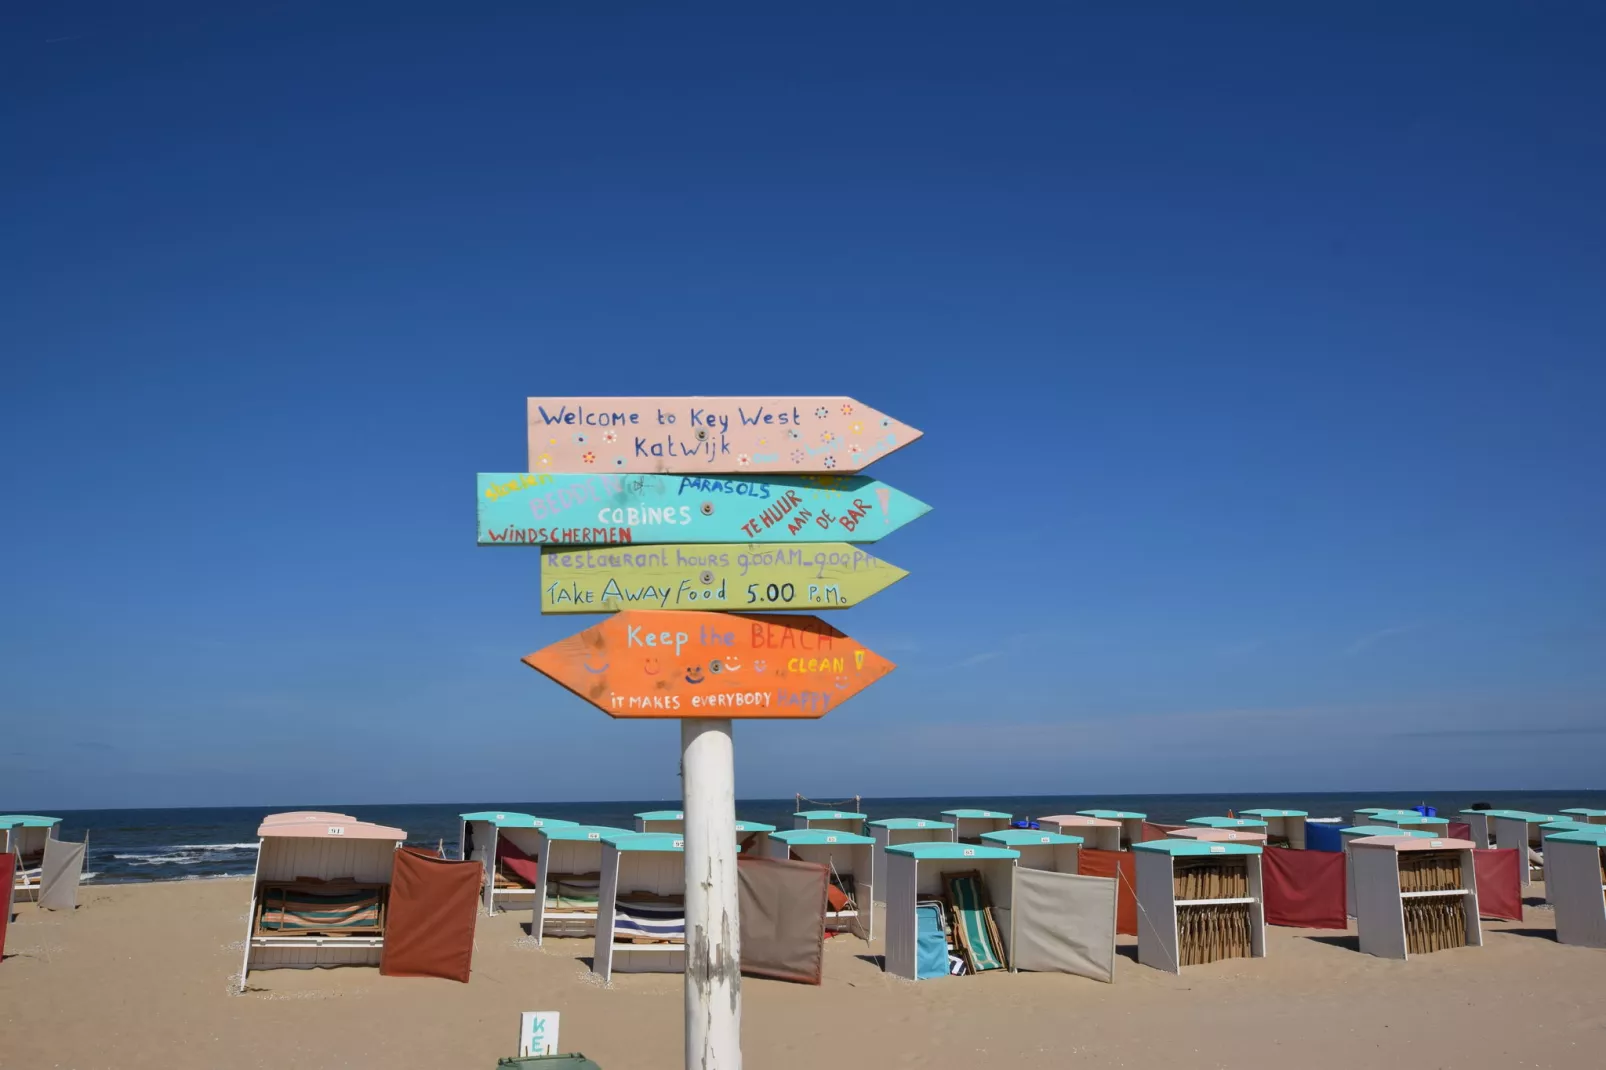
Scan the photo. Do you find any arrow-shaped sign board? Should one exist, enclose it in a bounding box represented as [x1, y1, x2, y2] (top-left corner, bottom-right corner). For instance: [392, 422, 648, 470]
[523, 610, 895, 719]
[479, 472, 930, 546]
[528, 397, 921, 474]
[541, 543, 909, 614]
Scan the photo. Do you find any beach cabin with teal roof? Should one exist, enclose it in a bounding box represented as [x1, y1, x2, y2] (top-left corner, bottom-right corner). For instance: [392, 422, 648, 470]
[1457, 809, 1496, 849]
[1368, 812, 1450, 836]
[883, 841, 1018, 980]
[867, 818, 956, 905]
[980, 829, 1080, 873]
[1133, 840, 1266, 973]
[1186, 816, 1268, 830]
[942, 809, 1013, 843]
[1077, 809, 1146, 848]
[1239, 809, 1309, 849]
[1, 815, 62, 900]
[1039, 814, 1123, 851]
[1540, 818, 1595, 834]
[1542, 827, 1606, 948]
[592, 831, 697, 982]
[532, 824, 633, 943]
[1340, 826, 1435, 917]
[1559, 808, 1606, 826]
[1481, 811, 1559, 885]
[634, 810, 683, 834]
[793, 809, 865, 834]
[457, 811, 580, 914]
[735, 819, 775, 859]
[1349, 835, 1481, 960]
[770, 828, 875, 940]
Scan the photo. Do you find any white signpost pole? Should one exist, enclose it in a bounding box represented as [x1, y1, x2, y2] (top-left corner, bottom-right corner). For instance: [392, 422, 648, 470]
[681, 718, 741, 1069]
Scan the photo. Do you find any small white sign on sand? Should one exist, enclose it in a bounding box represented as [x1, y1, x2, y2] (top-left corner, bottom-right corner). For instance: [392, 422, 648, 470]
[519, 1011, 560, 1058]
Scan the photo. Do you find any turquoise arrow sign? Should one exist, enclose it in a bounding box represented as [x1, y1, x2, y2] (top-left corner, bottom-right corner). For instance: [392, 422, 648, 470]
[478, 472, 930, 546]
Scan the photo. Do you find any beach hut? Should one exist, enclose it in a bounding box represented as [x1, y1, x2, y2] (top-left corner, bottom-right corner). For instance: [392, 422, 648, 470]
[457, 812, 579, 915]
[941, 809, 1013, 843]
[1, 815, 62, 901]
[1541, 818, 1596, 835]
[883, 841, 1018, 980]
[1542, 827, 1606, 949]
[769, 828, 875, 940]
[238, 811, 405, 988]
[634, 810, 684, 834]
[1040, 814, 1123, 851]
[1458, 809, 1494, 849]
[1349, 835, 1481, 960]
[735, 820, 776, 859]
[592, 832, 692, 982]
[1368, 812, 1451, 836]
[1133, 840, 1266, 973]
[1076, 810, 1146, 848]
[532, 824, 634, 944]
[1558, 808, 1606, 826]
[1167, 827, 1268, 845]
[792, 809, 866, 834]
[867, 818, 956, 905]
[1482, 811, 1558, 886]
[1351, 807, 1399, 829]
[1239, 809, 1308, 849]
[980, 829, 1080, 873]
[1340, 826, 1434, 918]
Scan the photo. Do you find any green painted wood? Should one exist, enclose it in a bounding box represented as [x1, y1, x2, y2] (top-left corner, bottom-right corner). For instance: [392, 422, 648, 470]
[540, 542, 909, 613]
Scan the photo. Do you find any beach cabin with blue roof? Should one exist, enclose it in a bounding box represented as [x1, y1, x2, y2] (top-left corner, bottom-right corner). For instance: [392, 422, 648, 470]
[1, 815, 62, 900]
[770, 828, 875, 940]
[1559, 807, 1606, 826]
[1077, 809, 1146, 848]
[457, 811, 579, 914]
[793, 809, 865, 834]
[883, 841, 1018, 980]
[866, 818, 956, 905]
[593, 831, 699, 982]
[532, 824, 633, 943]
[1543, 827, 1606, 948]
[981, 829, 1080, 874]
[634, 810, 683, 834]
[1239, 809, 1309, 850]
[1133, 840, 1266, 972]
[942, 809, 1013, 843]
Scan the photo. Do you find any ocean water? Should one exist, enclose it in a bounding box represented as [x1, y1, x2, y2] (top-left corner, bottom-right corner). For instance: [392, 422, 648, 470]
[30, 789, 1606, 884]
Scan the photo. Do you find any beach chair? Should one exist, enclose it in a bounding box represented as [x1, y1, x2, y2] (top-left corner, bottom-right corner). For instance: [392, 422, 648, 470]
[944, 870, 1008, 972]
[254, 878, 388, 938]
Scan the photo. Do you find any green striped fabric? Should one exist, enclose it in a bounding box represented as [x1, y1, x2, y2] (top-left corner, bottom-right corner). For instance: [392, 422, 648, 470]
[949, 876, 1005, 971]
[259, 887, 382, 933]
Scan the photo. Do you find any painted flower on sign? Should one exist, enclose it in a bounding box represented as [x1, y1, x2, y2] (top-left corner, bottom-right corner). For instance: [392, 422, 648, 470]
[582, 451, 596, 464]
[841, 403, 854, 415]
[576, 433, 587, 444]
[537, 453, 552, 467]
[815, 406, 829, 419]
[736, 453, 751, 467]
[849, 421, 863, 435]
[848, 443, 862, 456]
[823, 455, 837, 469]
[790, 449, 805, 464]
[602, 430, 618, 444]
[820, 430, 836, 444]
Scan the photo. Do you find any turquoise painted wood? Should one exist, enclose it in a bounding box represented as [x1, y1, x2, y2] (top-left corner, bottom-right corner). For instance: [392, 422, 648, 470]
[478, 472, 930, 546]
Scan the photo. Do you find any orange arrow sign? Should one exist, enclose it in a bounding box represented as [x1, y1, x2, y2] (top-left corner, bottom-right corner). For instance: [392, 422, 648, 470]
[523, 610, 895, 720]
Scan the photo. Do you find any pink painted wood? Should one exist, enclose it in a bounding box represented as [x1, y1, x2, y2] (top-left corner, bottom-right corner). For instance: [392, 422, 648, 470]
[527, 397, 921, 474]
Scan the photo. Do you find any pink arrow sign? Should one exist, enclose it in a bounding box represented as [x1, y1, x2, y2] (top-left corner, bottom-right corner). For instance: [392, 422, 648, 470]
[527, 397, 921, 474]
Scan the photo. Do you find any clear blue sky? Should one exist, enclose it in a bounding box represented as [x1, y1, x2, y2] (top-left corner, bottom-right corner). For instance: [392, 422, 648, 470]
[3, 5, 1602, 809]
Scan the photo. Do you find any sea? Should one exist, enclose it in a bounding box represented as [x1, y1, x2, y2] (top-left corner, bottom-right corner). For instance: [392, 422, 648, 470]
[28, 789, 1606, 885]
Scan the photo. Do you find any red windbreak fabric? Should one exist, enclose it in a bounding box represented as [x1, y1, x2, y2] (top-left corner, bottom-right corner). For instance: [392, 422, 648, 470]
[495, 835, 541, 886]
[1079, 850, 1136, 936]
[1141, 823, 1181, 841]
[1261, 846, 1347, 929]
[1474, 848, 1522, 921]
[381, 847, 482, 982]
[0, 854, 13, 959]
[1448, 821, 1473, 841]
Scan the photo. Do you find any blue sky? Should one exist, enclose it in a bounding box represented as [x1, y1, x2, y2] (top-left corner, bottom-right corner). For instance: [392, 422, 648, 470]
[3, 5, 1603, 809]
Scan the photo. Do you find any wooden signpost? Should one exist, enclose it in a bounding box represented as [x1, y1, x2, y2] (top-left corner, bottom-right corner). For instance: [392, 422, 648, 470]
[523, 609, 896, 719]
[540, 543, 908, 613]
[482, 395, 926, 1070]
[527, 396, 920, 474]
[478, 471, 929, 546]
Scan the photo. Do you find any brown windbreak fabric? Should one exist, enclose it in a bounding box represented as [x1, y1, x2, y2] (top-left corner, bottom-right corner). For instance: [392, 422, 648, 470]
[39, 838, 87, 911]
[737, 857, 828, 985]
[380, 847, 481, 982]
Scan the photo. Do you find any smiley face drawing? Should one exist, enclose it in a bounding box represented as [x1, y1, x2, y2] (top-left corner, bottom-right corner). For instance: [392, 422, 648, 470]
[753, 659, 767, 673]
[642, 656, 662, 676]
[685, 665, 705, 685]
[722, 656, 742, 673]
[833, 674, 851, 690]
[582, 654, 610, 674]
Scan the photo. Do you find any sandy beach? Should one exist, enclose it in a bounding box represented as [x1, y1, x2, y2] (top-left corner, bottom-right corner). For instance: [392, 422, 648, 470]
[0, 877, 1598, 1069]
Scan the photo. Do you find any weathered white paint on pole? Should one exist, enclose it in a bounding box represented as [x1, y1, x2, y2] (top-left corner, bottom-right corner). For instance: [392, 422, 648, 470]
[681, 718, 742, 1069]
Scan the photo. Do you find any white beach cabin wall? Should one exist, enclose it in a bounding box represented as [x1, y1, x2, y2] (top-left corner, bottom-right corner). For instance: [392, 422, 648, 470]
[768, 832, 876, 941]
[867, 820, 956, 905]
[1076, 811, 1147, 849]
[1350, 836, 1481, 961]
[1488, 813, 1553, 886]
[1545, 831, 1606, 949]
[593, 838, 687, 982]
[1458, 811, 1493, 849]
[882, 846, 1019, 980]
[634, 811, 684, 834]
[980, 830, 1080, 874]
[534, 826, 631, 944]
[942, 811, 1013, 844]
[1240, 811, 1307, 849]
[793, 811, 865, 834]
[1133, 843, 1266, 975]
[1340, 827, 1433, 917]
[1039, 816, 1123, 852]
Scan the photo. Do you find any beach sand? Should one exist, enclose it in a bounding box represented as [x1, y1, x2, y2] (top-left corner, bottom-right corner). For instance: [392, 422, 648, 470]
[0, 877, 1598, 1069]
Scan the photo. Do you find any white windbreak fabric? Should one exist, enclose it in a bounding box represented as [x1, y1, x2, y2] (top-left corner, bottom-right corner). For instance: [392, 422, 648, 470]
[38, 837, 87, 911]
[1010, 869, 1116, 981]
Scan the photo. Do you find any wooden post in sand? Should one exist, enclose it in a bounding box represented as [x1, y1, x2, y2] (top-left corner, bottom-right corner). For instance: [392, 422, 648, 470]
[486, 395, 926, 1070]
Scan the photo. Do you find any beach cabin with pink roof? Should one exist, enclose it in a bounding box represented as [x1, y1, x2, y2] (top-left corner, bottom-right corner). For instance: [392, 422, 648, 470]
[238, 812, 406, 989]
[1039, 815, 1123, 852]
[1349, 835, 1481, 960]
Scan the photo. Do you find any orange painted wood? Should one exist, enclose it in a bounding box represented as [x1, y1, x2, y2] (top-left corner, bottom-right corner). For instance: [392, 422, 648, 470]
[522, 610, 895, 719]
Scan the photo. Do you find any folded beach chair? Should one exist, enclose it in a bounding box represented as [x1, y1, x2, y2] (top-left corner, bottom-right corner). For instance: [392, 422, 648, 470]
[611, 893, 686, 943]
[255, 879, 387, 936]
[944, 870, 1007, 973]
